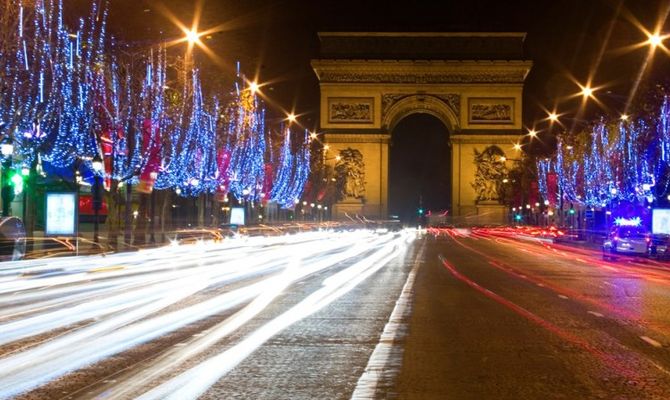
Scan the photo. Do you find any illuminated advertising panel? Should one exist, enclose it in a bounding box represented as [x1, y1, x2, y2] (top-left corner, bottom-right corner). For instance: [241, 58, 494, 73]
[652, 209, 670, 234]
[230, 207, 245, 226]
[45, 193, 77, 236]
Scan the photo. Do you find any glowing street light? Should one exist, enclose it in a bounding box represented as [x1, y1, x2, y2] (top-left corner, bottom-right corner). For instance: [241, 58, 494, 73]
[287, 113, 297, 123]
[185, 29, 200, 45]
[248, 81, 260, 94]
[528, 129, 537, 138]
[548, 112, 559, 122]
[309, 131, 318, 140]
[91, 154, 104, 173]
[581, 85, 594, 98]
[0, 141, 14, 157]
[513, 143, 522, 151]
[648, 32, 663, 48]
[620, 114, 629, 121]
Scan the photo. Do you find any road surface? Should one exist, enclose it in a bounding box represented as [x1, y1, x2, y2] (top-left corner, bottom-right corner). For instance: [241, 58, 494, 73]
[1, 228, 669, 399]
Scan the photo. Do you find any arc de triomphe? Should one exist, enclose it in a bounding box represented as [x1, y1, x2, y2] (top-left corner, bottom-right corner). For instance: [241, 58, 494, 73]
[311, 32, 532, 222]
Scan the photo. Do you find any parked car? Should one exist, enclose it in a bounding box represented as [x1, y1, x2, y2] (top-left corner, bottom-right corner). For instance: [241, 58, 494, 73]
[602, 226, 650, 260]
[648, 234, 670, 260]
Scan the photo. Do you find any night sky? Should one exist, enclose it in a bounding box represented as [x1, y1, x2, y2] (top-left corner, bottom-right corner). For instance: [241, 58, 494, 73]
[71, 0, 670, 216]
[66, 0, 669, 128]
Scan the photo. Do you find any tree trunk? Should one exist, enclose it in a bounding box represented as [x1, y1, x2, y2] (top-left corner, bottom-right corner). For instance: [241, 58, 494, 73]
[106, 180, 121, 251]
[124, 183, 133, 247]
[134, 192, 149, 246]
[160, 190, 171, 243]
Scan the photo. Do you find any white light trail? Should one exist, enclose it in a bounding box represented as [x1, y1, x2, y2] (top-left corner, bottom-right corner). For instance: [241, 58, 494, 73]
[0, 230, 408, 398]
[136, 233, 410, 400]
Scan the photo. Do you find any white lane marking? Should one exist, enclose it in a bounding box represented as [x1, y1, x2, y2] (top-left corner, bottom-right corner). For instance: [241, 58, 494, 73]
[558, 294, 569, 300]
[587, 311, 604, 318]
[350, 242, 425, 399]
[640, 336, 663, 348]
[173, 343, 188, 347]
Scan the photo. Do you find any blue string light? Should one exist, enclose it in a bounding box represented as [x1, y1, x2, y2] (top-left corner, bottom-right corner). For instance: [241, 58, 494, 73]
[0, 2, 314, 205]
[540, 96, 670, 210]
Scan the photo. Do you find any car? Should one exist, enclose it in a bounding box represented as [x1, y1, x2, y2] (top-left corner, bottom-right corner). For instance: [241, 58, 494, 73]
[602, 226, 651, 260]
[648, 234, 670, 260]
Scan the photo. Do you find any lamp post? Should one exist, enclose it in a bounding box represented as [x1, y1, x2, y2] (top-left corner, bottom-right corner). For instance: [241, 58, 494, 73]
[91, 154, 104, 244]
[1, 138, 14, 217]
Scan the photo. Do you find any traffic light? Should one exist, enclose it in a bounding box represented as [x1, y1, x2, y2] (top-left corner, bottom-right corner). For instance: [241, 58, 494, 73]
[569, 208, 575, 215]
[515, 214, 522, 221]
[9, 171, 23, 195]
[417, 208, 424, 216]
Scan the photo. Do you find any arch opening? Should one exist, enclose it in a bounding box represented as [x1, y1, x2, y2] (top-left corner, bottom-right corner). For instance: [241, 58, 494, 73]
[389, 113, 451, 224]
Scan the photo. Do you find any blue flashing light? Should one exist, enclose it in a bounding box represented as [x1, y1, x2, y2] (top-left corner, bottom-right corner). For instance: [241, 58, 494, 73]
[614, 216, 642, 227]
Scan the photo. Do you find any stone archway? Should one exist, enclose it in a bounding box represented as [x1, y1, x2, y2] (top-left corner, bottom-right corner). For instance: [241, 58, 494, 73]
[389, 113, 452, 222]
[382, 94, 459, 133]
[311, 32, 532, 222]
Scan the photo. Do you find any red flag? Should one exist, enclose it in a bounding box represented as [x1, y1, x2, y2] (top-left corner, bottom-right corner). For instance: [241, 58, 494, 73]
[547, 172, 558, 207]
[138, 119, 161, 194]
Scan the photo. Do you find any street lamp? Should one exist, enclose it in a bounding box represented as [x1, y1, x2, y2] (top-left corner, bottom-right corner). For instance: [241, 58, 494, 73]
[185, 29, 201, 45]
[580, 85, 594, 99]
[91, 154, 104, 244]
[648, 32, 663, 48]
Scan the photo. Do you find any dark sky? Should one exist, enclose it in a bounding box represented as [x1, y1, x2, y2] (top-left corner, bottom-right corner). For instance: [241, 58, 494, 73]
[68, 0, 670, 138]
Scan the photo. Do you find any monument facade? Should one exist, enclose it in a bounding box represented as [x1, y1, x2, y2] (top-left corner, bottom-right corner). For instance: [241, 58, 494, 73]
[311, 32, 532, 222]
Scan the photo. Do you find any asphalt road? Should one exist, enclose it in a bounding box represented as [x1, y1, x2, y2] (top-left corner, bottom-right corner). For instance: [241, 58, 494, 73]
[396, 228, 670, 399]
[1, 228, 670, 399]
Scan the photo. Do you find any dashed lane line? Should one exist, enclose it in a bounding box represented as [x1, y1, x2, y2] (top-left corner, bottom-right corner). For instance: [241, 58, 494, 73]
[350, 241, 425, 399]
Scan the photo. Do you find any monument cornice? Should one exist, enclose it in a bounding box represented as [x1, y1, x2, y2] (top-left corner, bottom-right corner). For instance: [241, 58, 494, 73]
[322, 133, 391, 144]
[450, 134, 522, 144]
[312, 59, 532, 84]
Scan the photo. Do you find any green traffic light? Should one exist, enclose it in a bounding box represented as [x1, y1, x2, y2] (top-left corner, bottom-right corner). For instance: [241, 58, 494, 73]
[418, 208, 424, 215]
[569, 208, 575, 215]
[10, 172, 23, 195]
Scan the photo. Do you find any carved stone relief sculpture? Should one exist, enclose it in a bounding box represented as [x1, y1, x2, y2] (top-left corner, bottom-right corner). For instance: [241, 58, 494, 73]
[335, 148, 366, 201]
[472, 146, 508, 202]
[381, 93, 460, 120]
[328, 97, 373, 123]
[468, 98, 514, 124]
